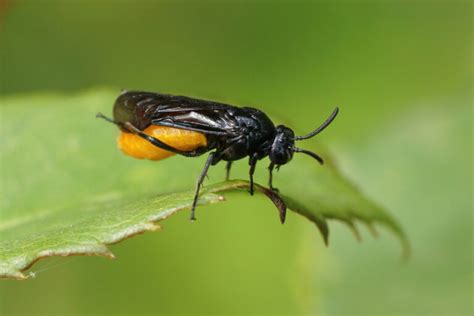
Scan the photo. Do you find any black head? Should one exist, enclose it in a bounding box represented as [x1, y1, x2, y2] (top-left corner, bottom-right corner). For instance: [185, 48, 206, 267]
[269, 125, 295, 165]
[269, 107, 339, 166]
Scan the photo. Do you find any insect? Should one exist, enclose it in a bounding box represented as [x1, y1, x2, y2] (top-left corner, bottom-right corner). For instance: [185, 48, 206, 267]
[97, 91, 338, 221]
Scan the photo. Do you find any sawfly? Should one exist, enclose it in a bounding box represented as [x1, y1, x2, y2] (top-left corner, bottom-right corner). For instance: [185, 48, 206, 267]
[97, 91, 338, 221]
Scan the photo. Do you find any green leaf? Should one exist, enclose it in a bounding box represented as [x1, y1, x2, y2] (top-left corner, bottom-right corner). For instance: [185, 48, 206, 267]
[0, 90, 407, 280]
[0, 180, 280, 280]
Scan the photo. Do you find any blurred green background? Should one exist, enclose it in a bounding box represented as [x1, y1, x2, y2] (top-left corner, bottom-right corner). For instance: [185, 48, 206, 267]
[0, 1, 471, 315]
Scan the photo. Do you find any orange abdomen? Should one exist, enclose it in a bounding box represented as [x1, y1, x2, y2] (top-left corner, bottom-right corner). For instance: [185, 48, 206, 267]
[117, 125, 208, 160]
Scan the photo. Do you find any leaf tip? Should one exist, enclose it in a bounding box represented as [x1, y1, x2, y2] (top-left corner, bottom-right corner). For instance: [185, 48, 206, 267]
[344, 220, 362, 242]
[364, 222, 379, 238]
[322, 232, 329, 246]
[254, 184, 287, 224]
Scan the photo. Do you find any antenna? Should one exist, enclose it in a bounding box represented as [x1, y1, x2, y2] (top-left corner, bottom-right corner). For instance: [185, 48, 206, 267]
[294, 107, 339, 140]
[293, 147, 324, 165]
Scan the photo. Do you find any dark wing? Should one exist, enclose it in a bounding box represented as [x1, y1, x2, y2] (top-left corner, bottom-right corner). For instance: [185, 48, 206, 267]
[120, 90, 231, 111]
[118, 91, 242, 136]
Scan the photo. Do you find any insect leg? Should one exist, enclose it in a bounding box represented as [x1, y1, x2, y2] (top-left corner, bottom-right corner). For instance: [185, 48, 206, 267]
[96, 113, 120, 126]
[190, 152, 216, 221]
[123, 122, 202, 157]
[248, 154, 258, 195]
[225, 161, 233, 181]
[268, 162, 279, 192]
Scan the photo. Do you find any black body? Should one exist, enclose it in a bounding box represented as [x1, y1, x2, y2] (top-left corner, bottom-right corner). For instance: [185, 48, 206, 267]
[113, 91, 279, 162]
[98, 90, 339, 221]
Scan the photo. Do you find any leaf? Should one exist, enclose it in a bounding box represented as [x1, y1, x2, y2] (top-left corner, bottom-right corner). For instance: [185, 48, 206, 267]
[0, 90, 407, 280]
[0, 181, 282, 280]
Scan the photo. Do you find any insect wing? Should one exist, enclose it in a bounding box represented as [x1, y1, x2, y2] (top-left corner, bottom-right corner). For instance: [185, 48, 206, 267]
[119, 91, 241, 136]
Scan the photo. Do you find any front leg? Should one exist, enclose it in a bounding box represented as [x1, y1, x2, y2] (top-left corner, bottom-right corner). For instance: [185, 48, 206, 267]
[248, 154, 258, 195]
[225, 161, 233, 181]
[268, 162, 279, 192]
[191, 152, 216, 221]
